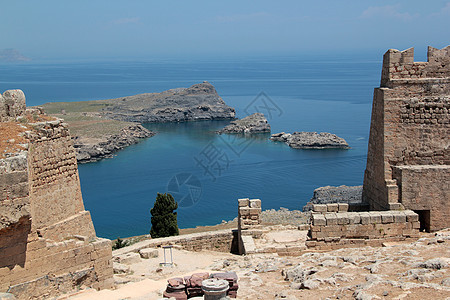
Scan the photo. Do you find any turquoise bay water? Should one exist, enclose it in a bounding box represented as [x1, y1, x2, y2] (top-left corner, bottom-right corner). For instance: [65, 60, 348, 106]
[0, 55, 379, 239]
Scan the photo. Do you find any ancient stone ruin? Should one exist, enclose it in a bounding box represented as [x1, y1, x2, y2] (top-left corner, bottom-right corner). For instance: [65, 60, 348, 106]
[363, 46, 450, 232]
[0, 90, 113, 299]
[237, 198, 261, 255]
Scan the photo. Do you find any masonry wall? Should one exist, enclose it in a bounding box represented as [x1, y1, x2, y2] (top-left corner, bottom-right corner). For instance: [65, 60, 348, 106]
[0, 100, 113, 299]
[363, 46, 450, 230]
[306, 210, 419, 250]
[113, 229, 235, 257]
[393, 165, 449, 232]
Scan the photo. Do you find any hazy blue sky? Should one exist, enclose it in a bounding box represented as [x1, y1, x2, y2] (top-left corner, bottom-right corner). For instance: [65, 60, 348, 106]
[1, 0, 449, 60]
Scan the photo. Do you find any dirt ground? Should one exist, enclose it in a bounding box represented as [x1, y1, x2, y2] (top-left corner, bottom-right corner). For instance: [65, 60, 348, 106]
[61, 228, 450, 300]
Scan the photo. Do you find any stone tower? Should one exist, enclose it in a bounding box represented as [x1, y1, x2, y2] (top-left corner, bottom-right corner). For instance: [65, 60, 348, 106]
[363, 46, 450, 232]
[0, 90, 113, 299]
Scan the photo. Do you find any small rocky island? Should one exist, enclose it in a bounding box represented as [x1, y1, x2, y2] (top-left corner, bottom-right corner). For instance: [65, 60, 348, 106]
[217, 113, 270, 134]
[270, 131, 349, 149]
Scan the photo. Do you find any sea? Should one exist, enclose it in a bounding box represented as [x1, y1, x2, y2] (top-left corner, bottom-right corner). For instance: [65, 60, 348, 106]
[1, 53, 383, 239]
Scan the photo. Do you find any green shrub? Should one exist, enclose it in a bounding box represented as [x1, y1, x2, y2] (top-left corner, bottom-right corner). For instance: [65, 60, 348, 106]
[112, 237, 129, 250]
[150, 193, 179, 238]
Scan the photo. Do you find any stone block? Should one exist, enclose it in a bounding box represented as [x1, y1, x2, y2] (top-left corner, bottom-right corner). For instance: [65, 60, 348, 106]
[113, 252, 141, 265]
[249, 199, 261, 208]
[238, 198, 249, 207]
[360, 213, 370, 225]
[327, 204, 338, 212]
[3, 90, 26, 118]
[347, 212, 361, 224]
[403, 210, 419, 222]
[248, 207, 261, 215]
[312, 204, 327, 213]
[336, 213, 348, 225]
[325, 213, 338, 225]
[381, 212, 394, 223]
[338, 203, 349, 212]
[139, 248, 159, 259]
[393, 212, 407, 223]
[113, 262, 130, 274]
[239, 207, 250, 215]
[369, 212, 382, 224]
[312, 214, 326, 226]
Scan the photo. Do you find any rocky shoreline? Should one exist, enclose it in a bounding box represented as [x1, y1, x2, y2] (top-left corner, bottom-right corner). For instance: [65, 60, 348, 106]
[302, 185, 365, 211]
[217, 112, 270, 134]
[270, 131, 349, 149]
[73, 124, 155, 163]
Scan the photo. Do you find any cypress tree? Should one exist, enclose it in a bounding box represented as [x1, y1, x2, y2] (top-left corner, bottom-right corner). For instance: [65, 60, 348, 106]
[150, 193, 179, 238]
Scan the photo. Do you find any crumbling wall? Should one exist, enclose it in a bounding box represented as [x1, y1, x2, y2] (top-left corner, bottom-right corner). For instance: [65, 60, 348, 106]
[363, 46, 450, 230]
[0, 90, 113, 299]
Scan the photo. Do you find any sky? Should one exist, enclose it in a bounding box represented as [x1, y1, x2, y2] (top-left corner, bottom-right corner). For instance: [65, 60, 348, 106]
[0, 0, 449, 60]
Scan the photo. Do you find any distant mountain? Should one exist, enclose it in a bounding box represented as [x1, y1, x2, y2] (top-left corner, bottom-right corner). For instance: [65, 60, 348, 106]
[0, 48, 31, 62]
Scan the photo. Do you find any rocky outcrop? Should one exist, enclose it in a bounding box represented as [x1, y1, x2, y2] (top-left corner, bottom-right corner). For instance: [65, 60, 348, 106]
[217, 113, 270, 134]
[73, 124, 155, 163]
[101, 82, 235, 123]
[270, 132, 349, 149]
[302, 185, 364, 211]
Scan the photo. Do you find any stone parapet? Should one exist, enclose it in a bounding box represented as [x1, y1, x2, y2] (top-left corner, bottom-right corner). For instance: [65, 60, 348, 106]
[306, 210, 419, 250]
[113, 229, 235, 257]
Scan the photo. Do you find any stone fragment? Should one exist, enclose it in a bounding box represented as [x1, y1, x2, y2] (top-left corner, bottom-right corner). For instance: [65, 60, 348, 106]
[327, 203, 338, 212]
[139, 248, 159, 259]
[3, 89, 26, 118]
[238, 198, 249, 207]
[312, 214, 326, 226]
[312, 204, 327, 213]
[114, 252, 141, 265]
[338, 203, 349, 212]
[113, 262, 130, 274]
[249, 199, 261, 208]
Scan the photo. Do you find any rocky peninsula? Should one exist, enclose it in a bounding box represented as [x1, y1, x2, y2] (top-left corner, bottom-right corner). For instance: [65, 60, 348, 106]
[41, 82, 235, 163]
[270, 131, 349, 149]
[74, 124, 155, 163]
[217, 112, 270, 134]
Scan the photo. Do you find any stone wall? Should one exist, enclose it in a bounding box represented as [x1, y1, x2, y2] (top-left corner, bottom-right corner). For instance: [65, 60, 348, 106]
[0, 90, 113, 299]
[237, 198, 261, 255]
[113, 229, 235, 257]
[363, 46, 450, 231]
[306, 210, 419, 250]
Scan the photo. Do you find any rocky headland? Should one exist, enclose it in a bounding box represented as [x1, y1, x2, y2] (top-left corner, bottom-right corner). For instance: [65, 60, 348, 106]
[74, 124, 155, 163]
[302, 185, 365, 211]
[41, 82, 235, 162]
[100, 81, 235, 123]
[217, 112, 270, 134]
[270, 131, 349, 149]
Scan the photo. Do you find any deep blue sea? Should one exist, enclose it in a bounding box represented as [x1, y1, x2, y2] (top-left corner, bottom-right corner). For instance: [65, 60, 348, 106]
[0, 54, 381, 239]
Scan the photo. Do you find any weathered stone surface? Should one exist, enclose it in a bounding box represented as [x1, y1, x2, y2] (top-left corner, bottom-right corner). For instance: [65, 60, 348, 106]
[270, 131, 349, 149]
[101, 82, 235, 123]
[113, 262, 131, 274]
[139, 248, 159, 259]
[217, 113, 270, 134]
[2, 90, 25, 118]
[114, 252, 141, 265]
[0, 90, 113, 299]
[363, 46, 450, 231]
